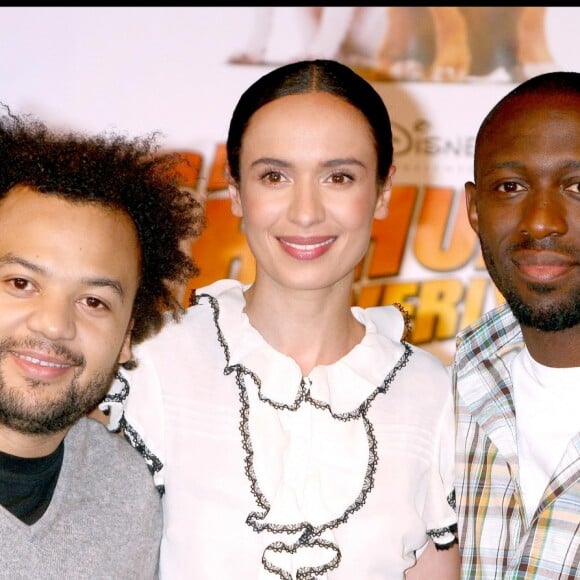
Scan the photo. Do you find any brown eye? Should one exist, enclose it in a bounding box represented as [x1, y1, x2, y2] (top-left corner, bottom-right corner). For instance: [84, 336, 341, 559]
[11, 278, 29, 290]
[498, 181, 524, 194]
[328, 171, 354, 185]
[265, 171, 282, 183]
[84, 296, 106, 309]
[565, 181, 580, 194]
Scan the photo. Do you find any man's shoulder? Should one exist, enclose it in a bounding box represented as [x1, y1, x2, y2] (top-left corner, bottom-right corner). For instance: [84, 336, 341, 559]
[459, 301, 511, 334]
[457, 303, 520, 351]
[64, 419, 162, 510]
[67, 418, 158, 481]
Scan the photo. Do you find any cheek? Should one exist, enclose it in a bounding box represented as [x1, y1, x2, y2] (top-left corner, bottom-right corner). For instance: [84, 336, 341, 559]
[337, 198, 378, 230]
[242, 199, 283, 229]
[80, 319, 132, 368]
[477, 213, 511, 243]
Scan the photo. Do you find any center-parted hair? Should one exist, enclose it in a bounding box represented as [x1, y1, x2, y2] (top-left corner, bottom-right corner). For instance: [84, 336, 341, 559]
[226, 59, 393, 188]
[0, 105, 205, 355]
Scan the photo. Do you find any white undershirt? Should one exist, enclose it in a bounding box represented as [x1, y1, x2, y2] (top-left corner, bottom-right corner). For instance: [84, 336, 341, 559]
[511, 346, 580, 522]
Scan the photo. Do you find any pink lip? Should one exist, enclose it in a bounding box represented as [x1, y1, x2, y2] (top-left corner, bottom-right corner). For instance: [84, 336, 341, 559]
[278, 236, 336, 260]
[10, 350, 75, 381]
[514, 250, 576, 283]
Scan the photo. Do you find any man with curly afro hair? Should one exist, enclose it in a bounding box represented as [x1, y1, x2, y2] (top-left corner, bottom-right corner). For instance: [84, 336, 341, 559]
[0, 104, 204, 578]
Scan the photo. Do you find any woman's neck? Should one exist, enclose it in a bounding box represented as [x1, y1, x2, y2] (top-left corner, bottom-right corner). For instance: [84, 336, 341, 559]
[243, 281, 364, 375]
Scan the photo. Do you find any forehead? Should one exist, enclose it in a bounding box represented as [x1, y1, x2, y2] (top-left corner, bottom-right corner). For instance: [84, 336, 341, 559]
[477, 92, 580, 160]
[482, 91, 580, 138]
[0, 184, 132, 228]
[0, 185, 141, 280]
[242, 92, 374, 152]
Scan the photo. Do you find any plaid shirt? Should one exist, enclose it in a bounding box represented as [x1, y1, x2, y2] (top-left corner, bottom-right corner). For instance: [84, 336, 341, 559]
[453, 302, 580, 579]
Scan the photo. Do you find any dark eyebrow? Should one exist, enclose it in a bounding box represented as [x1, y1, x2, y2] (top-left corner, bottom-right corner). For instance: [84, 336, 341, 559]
[323, 157, 366, 169]
[491, 161, 524, 171]
[250, 157, 366, 169]
[0, 254, 43, 272]
[81, 277, 125, 300]
[250, 157, 290, 169]
[0, 254, 126, 300]
[490, 160, 580, 171]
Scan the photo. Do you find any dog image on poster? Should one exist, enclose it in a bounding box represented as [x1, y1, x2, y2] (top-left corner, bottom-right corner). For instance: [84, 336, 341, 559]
[228, 7, 557, 83]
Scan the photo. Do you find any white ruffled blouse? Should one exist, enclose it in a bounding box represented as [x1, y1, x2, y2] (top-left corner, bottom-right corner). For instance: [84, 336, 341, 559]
[104, 279, 457, 579]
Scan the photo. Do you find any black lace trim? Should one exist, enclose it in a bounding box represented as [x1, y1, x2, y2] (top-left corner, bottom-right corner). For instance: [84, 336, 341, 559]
[428, 522, 458, 550]
[101, 370, 130, 411]
[196, 291, 414, 579]
[427, 525, 455, 539]
[263, 537, 341, 580]
[447, 489, 456, 510]
[101, 372, 165, 497]
[426, 491, 458, 550]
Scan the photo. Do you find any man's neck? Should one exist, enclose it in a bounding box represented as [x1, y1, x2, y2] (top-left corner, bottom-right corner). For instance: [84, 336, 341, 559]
[521, 324, 580, 368]
[0, 424, 68, 458]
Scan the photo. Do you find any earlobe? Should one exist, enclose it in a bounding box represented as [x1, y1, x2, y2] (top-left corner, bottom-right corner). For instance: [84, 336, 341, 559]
[228, 182, 243, 218]
[118, 324, 133, 365]
[374, 165, 396, 219]
[464, 181, 479, 233]
[374, 190, 390, 219]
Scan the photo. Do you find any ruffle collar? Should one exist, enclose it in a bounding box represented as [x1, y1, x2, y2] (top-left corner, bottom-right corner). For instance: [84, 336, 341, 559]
[196, 279, 408, 416]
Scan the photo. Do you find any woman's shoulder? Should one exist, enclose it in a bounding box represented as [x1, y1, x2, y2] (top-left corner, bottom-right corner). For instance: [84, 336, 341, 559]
[137, 279, 246, 346]
[361, 304, 450, 380]
[358, 304, 406, 341]
[191, 278, 246, 300]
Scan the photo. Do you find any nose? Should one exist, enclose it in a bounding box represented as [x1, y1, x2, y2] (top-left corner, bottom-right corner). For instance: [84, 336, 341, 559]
[287, 180, 325, 226]
[27, 293, 76, 341]
[519, 190, 567, 239]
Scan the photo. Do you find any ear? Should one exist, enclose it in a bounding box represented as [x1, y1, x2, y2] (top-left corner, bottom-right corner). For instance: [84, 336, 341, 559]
[117, 320, 134, 365]
[374, 165, 396, 219]
[227, 167, 243, 218]
[464, 181, 479, 234]
[228, 183, 243, 218]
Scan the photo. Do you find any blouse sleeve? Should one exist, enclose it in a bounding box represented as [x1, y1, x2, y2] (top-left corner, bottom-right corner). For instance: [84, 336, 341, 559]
[100, 342, 166, 492]
[423, 368, 457, 548]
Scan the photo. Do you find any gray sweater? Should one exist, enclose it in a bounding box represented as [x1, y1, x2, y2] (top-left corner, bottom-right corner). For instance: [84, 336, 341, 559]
[0, 417, 162, 579]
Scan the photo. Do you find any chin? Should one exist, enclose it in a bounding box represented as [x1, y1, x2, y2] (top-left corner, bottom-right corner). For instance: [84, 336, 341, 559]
[507, 294, 580, 332]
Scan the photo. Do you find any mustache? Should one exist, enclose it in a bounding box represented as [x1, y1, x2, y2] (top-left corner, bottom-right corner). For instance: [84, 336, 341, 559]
[509, 237, 578, 257]
[0, 337, 85, 368]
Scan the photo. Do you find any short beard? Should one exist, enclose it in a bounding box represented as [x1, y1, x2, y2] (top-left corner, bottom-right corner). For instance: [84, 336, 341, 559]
[0, 339, 117, 434]
[481, 240, 580, 332]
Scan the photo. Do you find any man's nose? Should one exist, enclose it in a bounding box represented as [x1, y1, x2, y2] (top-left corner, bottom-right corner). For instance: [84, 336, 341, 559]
[26, 293, 76, 341]
[519, 189, 567, 239]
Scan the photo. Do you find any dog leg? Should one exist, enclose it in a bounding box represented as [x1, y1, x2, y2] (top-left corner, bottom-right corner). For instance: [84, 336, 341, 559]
[429, 7, 471, 82]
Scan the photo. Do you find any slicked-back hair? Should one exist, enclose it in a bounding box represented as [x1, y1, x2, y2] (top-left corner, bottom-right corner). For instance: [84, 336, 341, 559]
[226, 59, 393, 188]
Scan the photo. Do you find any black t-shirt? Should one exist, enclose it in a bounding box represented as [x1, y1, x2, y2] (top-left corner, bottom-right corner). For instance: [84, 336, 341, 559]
[0, 441, 64, 524]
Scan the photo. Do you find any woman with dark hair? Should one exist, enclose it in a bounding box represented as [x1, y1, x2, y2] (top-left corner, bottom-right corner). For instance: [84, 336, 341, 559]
[107, 60, 459, 579]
